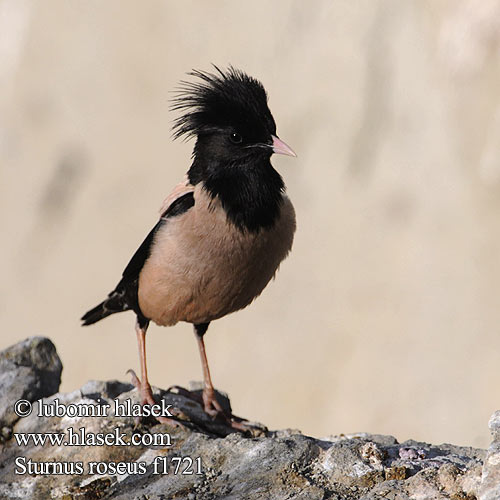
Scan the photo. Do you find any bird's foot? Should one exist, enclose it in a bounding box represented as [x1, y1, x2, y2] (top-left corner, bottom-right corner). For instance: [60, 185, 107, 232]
[202, 387, 225, 417]
[168, 384, 263, 434]
[203, 390, 262, 433]
[126, 369, 183, 427]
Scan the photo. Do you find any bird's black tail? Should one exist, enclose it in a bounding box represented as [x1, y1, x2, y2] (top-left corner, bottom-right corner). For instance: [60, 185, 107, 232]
[81, 301, 111, 325]
[81, 288, 129, 326]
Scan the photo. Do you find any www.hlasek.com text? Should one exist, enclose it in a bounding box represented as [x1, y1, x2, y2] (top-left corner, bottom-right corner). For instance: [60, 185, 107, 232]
[14, 426, 172, 447]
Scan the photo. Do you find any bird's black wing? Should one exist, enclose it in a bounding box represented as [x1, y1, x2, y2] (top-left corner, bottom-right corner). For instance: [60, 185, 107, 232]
[120, 220, 165, 284]
[121, 191, 195, 281]
[81, 192, 195, 326]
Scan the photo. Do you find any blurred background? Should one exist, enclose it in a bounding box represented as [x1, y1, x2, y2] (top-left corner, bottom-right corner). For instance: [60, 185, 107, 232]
[1, 0, 500, 448]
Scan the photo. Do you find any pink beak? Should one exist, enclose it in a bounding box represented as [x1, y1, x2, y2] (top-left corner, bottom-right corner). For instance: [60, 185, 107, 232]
[272, 135, 297, 157]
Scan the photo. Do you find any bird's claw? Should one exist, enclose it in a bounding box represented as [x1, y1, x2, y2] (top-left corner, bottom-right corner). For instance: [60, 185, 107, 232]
[126, 369, 141, 390]
[126, 369, 184, 428]
[199, 388, 258, 433]
[202, 389, 225, 417]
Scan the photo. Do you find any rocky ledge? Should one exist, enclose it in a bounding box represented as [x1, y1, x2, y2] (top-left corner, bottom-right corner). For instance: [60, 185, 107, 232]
[0, 337, 498, 500]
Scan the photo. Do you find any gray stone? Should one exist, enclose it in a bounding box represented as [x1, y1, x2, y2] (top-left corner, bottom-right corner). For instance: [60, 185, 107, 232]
[479, 410, 500, 500]
[0, 337, 497, 499]
[0, 337, 62, 432]
[0, 378, 488, 500]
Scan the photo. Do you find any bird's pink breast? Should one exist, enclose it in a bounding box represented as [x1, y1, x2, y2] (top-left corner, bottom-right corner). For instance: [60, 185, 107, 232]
[138, 186, 295, 326]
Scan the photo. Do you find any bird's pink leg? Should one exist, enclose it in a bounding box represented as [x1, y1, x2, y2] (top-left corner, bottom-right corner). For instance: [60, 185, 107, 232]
[195, 332, 225, 416]
[128, 321, 181, 427]
[194, 325, 253, 432]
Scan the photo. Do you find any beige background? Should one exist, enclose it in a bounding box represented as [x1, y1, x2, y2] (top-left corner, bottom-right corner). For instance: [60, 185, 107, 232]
[1, 0, 500, 448]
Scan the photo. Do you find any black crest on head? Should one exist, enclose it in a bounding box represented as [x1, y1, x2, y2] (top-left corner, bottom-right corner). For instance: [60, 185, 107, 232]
[171, 66, 277, 142]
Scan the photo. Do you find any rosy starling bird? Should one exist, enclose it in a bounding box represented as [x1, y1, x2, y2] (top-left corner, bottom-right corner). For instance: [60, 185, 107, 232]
[82, 67, 296, 429]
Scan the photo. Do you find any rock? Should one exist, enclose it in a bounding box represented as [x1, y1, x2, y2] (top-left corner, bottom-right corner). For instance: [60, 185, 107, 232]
[0, 337, 496, 499]
[0, 337, 62, 432]
[0, 382, 487, 500]
[479, 410, 500, 500]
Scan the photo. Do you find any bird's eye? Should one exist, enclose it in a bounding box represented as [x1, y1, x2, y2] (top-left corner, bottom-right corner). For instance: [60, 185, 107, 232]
[229, 132, 242, 144]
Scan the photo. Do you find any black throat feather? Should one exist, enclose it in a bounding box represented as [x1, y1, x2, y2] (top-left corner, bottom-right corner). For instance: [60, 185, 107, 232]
[188, 154, 285, 233]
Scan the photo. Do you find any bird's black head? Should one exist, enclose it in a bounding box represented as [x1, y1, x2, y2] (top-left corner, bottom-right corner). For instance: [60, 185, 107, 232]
[172, 66, 278, 157]
[171, 66, 295, 232]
